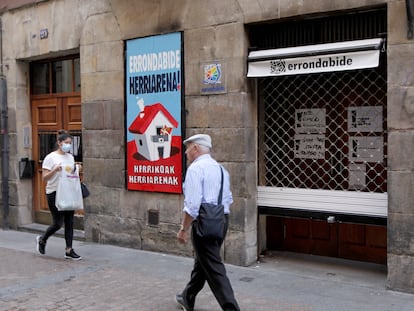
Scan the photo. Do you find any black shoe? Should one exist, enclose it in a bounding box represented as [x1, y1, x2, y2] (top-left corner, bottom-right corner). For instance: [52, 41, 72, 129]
[36, 236, 46, 255]
[175, 294, 193, 311]
[64, 249, 82, 261]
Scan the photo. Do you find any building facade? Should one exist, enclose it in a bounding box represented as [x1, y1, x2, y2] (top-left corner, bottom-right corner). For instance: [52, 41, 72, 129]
[0, 0, 413, 293]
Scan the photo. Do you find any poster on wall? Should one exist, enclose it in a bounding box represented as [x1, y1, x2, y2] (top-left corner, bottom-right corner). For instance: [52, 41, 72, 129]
[294, 134, 325, 159]
[349, 136, 383, 162]
[125, 32, 183, 193]
[348, 106, 383, 132]
[295, 108, 326, 134]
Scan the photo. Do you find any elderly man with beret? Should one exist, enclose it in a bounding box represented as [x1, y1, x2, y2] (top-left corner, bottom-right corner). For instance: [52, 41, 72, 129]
[175, 134, 240, 311]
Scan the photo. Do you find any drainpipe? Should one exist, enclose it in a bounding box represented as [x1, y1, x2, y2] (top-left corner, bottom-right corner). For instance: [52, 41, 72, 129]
[0, 18, 9, 229]
[407, 0, 414, 39]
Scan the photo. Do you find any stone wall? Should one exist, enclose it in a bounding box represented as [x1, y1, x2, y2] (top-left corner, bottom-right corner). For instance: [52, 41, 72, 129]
[0, 0, 88, 228]
[79, 0, 397, 268]
[80, 0, 259, 265]
[386, 0, 414, 294]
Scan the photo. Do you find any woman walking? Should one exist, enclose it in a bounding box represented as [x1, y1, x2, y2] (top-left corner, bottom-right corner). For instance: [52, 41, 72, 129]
[36, 129, 82, 260]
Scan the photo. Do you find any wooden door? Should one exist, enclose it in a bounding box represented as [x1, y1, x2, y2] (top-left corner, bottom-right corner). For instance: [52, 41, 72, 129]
[32, 95, 82, 224]
[266, 216, 386, 264]
[283, 218, 339, 257]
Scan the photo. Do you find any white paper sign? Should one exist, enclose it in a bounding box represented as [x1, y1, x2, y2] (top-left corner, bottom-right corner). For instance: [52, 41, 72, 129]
[294, 134, 325, 159]
[348, 163, 366, 190]
[295, 109, 326, 134]
[349, 136, 383, 162]
[348, 106, 383, 132]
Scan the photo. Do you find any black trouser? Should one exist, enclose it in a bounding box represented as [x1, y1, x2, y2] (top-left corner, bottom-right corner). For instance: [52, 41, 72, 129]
[42, 191, 74, 249]
[183, 215, 240, 311]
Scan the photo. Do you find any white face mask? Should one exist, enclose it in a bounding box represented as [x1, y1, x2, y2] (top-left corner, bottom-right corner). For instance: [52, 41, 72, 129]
[61, 143, 72, 153]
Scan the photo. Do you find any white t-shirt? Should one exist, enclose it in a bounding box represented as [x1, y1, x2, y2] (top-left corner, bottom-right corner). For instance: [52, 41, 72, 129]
[42, 151, 75, 194]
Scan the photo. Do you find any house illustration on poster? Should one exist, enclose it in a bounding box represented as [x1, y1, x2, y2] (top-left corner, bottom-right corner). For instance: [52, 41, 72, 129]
[128, 99, 178, 161]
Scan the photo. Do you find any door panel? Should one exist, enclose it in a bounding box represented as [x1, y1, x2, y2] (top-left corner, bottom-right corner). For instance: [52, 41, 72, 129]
[32, 98, 62, 130]
[338, 223, 386, 264]
[32, 95, 82, 217]
[32, 98, 61, 213]
[283, 218, 338, 256]
[63, 96, 82, 130]
[266, 216, 386, 264]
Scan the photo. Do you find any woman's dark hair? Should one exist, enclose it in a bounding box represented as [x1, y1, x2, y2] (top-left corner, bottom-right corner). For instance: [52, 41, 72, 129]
[57, 129, 72, 143]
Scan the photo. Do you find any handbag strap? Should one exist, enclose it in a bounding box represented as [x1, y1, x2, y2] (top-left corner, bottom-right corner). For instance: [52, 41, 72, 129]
[218, 166, 223, 205]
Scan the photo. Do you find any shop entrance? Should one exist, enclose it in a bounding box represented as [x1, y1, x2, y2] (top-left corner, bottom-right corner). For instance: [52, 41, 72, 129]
[249, 8, 388, 264]
[30, 56, 83, 228]
[257, 66, 387, 264]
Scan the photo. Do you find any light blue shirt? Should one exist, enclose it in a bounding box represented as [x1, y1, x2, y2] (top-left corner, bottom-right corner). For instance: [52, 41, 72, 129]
[183, 154, 233, 219]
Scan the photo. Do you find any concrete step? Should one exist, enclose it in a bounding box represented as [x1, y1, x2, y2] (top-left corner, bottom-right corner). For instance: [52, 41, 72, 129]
[19, 223, 85, 241]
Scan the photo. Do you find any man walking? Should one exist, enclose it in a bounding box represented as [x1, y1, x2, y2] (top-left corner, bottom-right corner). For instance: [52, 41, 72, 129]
[176, 134, 240, 311]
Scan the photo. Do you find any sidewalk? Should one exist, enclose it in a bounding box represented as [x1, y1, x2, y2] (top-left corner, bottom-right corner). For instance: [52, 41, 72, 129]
[1, 229, 413, 311]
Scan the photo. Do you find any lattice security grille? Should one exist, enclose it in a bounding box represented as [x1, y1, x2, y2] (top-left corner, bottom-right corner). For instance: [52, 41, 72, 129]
[258, 66, 387, 193]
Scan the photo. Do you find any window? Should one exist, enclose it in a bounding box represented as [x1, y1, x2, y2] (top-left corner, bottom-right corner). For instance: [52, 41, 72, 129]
[38, 131, 82, 162]
[31, 63, 49, 94]
[30, 56, 80, 95]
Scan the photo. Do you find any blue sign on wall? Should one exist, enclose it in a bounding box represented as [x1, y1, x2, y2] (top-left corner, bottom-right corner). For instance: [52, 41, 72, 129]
[125, 32, 183, 193]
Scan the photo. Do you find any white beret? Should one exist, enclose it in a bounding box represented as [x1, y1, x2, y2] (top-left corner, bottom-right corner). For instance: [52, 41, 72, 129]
[183, 134, 212, 149]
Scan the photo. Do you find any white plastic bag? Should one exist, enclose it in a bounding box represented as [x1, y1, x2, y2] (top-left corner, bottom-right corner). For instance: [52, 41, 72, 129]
[55, 165, 84, 211]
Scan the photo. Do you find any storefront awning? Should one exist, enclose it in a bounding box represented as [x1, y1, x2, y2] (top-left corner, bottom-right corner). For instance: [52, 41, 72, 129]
[247, 38, 384, 77]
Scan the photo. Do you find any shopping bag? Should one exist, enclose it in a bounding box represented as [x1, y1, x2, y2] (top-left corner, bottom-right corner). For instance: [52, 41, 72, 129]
[55, 165, 84, 211]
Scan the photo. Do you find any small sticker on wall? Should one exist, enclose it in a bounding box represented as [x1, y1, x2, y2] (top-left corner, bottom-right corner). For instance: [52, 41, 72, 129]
[23, 125, 31, 149]
[200, 61, 226, 94]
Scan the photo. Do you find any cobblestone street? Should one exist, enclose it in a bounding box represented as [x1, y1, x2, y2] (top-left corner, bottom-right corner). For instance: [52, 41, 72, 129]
[1, 230, 414, 311]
